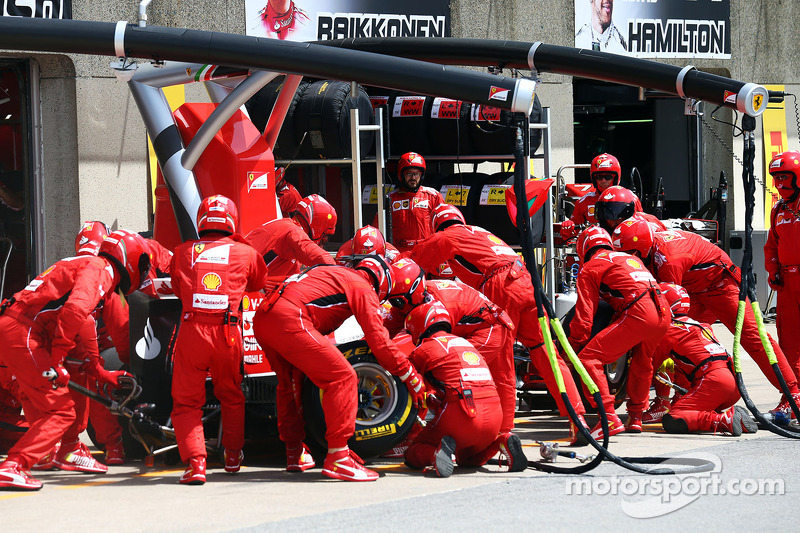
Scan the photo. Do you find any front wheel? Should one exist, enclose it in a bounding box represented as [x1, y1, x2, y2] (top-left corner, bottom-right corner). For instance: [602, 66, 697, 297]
[302, 341, 419, 458]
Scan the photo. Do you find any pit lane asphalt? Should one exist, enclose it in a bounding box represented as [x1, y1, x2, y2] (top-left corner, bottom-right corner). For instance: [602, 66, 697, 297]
[2, 324, 797, 531]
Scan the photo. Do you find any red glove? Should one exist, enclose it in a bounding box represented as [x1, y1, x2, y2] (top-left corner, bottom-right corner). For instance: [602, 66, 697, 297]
[94, 368, 132, 389]
[399, 365, 425, 408]
[560, 220, 577, 240]
[48, 365, 70, 388]
[769, 273, 783, 291]
[86, 359, 130, 389]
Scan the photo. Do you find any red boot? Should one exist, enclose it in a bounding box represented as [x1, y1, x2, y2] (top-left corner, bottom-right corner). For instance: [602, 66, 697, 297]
[642, 397, 671, 424]
[286, 443, 315, 472]
[589, 413, 625, 440]
[53, 442, 108, 474]
[322, 448, 378, 482]
[569, 415, 589, 446]
[31, 442, 61, 471]
[179, 456, 206, 485]
[497, 432, 527, 473]
[224, 448, 244, 473]
[105, 437, 126, 466]
[625, 412, 643, 433]
[0, 460, 43, 491]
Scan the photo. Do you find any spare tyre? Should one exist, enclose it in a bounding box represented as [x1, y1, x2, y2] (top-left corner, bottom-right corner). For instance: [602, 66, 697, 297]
[428, 98, 474, 156]
[388, 94, 432, 156]
[293, 80, 375, 159]
[303, 341, 419, 458]
[244, 77, 309, 159]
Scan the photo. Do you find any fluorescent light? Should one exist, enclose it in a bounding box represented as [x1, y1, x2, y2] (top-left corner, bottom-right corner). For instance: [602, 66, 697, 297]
[607, 119, 653, 124]
[4, 114, 10, 120]
[0, 97, 9, 105]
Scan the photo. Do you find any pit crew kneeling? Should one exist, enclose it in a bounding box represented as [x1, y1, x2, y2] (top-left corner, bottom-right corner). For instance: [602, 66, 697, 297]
[402, 300, 527, 477]
[653, 283, 757, 436]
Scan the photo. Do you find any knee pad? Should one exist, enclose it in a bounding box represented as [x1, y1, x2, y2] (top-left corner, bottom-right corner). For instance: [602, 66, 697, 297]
[661, 413, 689, 433]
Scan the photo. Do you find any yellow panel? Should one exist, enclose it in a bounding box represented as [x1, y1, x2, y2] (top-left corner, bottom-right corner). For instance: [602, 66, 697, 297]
[761, 84, 787, 227]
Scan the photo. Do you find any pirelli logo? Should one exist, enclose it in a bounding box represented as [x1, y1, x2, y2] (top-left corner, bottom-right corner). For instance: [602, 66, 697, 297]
[354, 423, 397, 440]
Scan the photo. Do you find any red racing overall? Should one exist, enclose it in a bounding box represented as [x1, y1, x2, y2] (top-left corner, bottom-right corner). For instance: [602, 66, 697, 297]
[765, 195, 800, 382]
[0, 255, 117, 468]
[381, 186, 443, 253]
[404, 332, 502, 469]
[410, 224, 585, 417]
[170, 235, 269, 463]
[568, 250, 670, 415]
[652, 316, 739, 432]
[245, 218, 334, 289]
[253, 266, 412, 450]
[653, 229, 799, 394]
[384, 278, 516, 432]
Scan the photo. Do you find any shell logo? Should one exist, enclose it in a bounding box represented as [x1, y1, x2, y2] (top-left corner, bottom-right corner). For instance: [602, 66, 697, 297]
[243, 295, 251, 310]
[327, 214, 333, 220]
[462, 351, 481, 365]
[202, 272, 222, 291]
[488, 235, 504, 245]
[626, 258, 642, 269]
[194, 243, 205, 254]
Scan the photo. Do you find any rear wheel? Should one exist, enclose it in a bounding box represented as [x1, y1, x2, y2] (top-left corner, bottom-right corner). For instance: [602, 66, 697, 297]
[303, 341, 419, 458]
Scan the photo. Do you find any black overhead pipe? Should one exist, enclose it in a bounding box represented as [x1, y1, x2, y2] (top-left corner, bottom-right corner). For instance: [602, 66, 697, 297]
[0, 18, 534, 114]
[320, 38, 769, 117]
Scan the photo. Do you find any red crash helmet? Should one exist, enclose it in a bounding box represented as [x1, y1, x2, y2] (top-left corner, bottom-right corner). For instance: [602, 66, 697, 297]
[354, 255, 393, 302]
[431, 203, 466, 233]
[405, 299, 452, 346]
[590, 153, 621, 191]
[388, 258, 427, 309]
[352, 225, 386, 256]
[294, 194, 337, 243]
[576, 226, 613, 265]
[659, 282, 690, 316]
[197, 194, 238, 236]
[397, 152, 426, 181]
[611, 217, 655, 260]
[75, 220, 110, 256]
[98, 229, 152, 295]
[769, 150, 800, 201]
[595, 186, 641, 232]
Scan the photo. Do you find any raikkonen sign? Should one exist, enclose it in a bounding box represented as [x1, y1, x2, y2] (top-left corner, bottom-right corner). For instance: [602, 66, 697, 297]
[246, 0, 450, 41]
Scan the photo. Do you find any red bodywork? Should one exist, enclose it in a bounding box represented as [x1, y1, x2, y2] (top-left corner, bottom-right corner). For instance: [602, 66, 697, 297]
[154, 104, 279, 251]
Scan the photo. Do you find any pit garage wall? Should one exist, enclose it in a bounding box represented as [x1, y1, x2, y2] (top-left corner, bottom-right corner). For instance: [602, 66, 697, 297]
[2, 0, 799, 268]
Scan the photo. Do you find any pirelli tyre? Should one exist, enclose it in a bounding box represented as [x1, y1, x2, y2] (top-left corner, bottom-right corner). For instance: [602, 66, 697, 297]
[303, 340, 419, 458]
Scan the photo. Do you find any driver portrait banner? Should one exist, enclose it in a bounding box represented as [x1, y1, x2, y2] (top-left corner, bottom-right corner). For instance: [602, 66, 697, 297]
[2, 0, 71, 19]
[246, 0, 450, 41]
[574, 0, 730, 59]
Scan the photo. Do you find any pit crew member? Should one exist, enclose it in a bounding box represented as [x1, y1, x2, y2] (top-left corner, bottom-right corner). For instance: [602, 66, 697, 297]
[252, 257, 424, 481]
[654, 283, 758, 436]
[402, 300, 527, 477]
[169, 195, 269, 485]
[765, 150, 800, 385]
[568, 226, 670, 438]
[0, 230, 151, 490]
